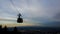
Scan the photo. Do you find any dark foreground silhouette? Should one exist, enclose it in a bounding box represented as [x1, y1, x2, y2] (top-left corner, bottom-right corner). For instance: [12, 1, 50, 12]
[0, 25, 60, 34]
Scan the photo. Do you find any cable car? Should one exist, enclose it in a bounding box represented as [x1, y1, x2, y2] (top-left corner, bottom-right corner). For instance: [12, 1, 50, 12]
[10, 0, 23, 23]
[17, 13, 23, 23]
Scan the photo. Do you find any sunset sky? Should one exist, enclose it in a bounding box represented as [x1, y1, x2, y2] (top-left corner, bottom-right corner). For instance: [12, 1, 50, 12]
[0, 0, 60, 27]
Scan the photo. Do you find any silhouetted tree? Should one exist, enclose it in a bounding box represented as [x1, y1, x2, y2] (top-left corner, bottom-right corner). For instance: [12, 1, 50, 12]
[13, 27, 18, 32]
[0, 25, 2, 31]
[3, 26, 8, 32]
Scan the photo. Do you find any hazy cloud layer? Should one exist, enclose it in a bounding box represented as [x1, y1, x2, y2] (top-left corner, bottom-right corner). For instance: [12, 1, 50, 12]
[0, 0, 60, 27]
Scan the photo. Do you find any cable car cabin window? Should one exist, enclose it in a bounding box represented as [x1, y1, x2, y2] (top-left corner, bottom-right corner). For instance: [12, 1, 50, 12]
[17, 17, 23, 23]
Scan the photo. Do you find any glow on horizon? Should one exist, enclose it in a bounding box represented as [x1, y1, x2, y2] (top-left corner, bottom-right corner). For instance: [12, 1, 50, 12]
[0, 20, 44, 28]
[0, 18, 44, 28]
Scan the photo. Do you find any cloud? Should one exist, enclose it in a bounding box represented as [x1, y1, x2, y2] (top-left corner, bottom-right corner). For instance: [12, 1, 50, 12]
[0, 0, 60, 27]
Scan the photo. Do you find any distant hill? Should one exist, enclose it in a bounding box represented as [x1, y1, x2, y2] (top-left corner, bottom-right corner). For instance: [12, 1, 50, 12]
[7, 26, 60, 32]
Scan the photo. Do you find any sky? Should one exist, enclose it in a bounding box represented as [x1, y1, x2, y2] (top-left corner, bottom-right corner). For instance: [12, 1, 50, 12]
[0, 0, 60, 27]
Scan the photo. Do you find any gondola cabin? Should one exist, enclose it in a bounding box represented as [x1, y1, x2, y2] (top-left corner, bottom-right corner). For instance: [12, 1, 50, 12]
[17, 17, 23, 23]
[17, 13, 23, 23]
